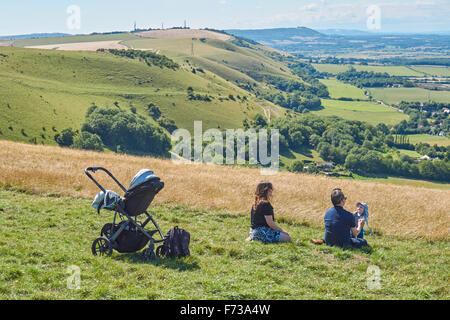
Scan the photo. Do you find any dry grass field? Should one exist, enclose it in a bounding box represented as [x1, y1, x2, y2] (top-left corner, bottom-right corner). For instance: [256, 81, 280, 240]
[24, 40, 129, 51]
[136, 29, 231, 41]
[0, 40, 14, 47]
[1, 140, 448, 240]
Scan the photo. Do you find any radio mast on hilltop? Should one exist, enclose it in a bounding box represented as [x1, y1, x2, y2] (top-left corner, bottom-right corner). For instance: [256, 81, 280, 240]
[133, 21, 137, 31]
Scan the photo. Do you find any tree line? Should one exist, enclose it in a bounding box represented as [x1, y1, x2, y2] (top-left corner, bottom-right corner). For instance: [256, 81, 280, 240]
[98, 49, 179, 70]
[337, 67, 414, 88]
[55, 105, 171, 157]
[257, 74, 328, 113]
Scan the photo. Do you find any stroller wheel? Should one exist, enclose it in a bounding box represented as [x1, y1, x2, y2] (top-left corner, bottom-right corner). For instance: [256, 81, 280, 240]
[156, 245, 166, 258]
[142, 248, 156, 261]
[92, 237, 113, 256]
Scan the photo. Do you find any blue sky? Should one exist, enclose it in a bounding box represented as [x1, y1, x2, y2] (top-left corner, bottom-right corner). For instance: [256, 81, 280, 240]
[1, 0, 449, 36]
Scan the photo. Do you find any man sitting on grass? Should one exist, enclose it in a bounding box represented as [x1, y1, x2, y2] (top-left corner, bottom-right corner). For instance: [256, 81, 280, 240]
[310, 188, 367, 248]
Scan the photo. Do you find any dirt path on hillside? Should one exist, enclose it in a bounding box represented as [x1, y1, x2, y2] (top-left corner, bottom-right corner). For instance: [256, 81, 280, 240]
[258, 102, 282, 123]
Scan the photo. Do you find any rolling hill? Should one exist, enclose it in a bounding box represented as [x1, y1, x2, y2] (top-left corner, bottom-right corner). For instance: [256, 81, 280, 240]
[1, 29, 328, 152]
[8, 28, 446, 180]
[0, 32, 288, 145]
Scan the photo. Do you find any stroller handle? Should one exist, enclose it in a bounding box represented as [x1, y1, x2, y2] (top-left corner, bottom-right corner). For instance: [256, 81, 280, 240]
[85, 167, 127, 193]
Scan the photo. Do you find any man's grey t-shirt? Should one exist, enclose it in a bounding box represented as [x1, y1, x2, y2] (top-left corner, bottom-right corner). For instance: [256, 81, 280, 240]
[324, 206, 356, 247]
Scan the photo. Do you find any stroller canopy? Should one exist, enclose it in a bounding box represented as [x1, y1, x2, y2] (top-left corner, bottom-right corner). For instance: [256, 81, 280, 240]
[125, 169, 164, 216]
[128, 169, 159, 191]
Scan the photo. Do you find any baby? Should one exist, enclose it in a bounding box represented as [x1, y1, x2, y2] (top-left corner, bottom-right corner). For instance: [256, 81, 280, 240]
[352, 202, 371, 239]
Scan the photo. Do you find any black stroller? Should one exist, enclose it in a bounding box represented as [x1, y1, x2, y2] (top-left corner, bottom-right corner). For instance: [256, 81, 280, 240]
[85, 167, 167, 260]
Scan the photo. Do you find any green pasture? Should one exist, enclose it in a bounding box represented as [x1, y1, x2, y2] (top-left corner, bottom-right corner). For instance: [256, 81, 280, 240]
[409, 66, 450, 77]
[406, 134, 450, 147]
[369, 87, 450, 104]
[312, 64, 423, 77]
[319, 78, 368, 100]
[312, 99, 408, 125]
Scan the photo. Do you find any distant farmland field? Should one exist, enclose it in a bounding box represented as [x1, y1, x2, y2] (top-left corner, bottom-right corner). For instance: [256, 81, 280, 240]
[406, 134, 450, 147]
[410, 65, 450, 77]
[319, 78, 367, 100]
[12, 33, 140, 47]
[312, 63, 423, 76]
[136, 29, 231, 41]
[369, 87, 450, 104]
[25, 40, 128, 51]
[313, 99, 408, 125]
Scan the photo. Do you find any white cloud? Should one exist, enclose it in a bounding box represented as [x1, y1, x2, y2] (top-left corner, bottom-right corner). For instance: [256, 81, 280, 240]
[266, 0, 449, 28]
[269, 2, 365, 25]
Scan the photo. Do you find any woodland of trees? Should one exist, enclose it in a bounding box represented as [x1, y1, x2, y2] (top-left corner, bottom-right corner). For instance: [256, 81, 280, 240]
[336, 67, 414, 88]
[248, 114, 450, 181]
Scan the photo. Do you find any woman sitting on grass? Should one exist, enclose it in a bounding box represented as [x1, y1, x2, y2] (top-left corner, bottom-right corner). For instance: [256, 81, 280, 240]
[246, 181, 291, 243]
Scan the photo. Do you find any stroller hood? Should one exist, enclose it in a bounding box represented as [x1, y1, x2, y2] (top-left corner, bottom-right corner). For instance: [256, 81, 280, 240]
[128, 169, 159, 191]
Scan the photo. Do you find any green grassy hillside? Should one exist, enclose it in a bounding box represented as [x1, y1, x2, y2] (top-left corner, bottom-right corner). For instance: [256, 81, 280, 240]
[124, 37, 297, 89]
[7, 31, 444, 178]
[0, 45, 272, 144]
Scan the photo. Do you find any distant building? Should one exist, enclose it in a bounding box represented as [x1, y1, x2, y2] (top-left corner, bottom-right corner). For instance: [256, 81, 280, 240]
[316, 162, 335, 169]
[420, 155, 431, 161]
[443, 108, 450, 114]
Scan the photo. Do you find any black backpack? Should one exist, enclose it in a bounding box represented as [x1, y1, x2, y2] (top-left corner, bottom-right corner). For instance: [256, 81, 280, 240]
[156, 226, 190, 258]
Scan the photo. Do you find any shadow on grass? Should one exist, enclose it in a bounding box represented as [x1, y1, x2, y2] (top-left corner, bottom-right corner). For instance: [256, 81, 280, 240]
[113, 253, 201, 271]
[308, 104, 325, 111]
[317, 243, 374, 261]
[280, 148, 296, 160]
[343, 244, 374, 255]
